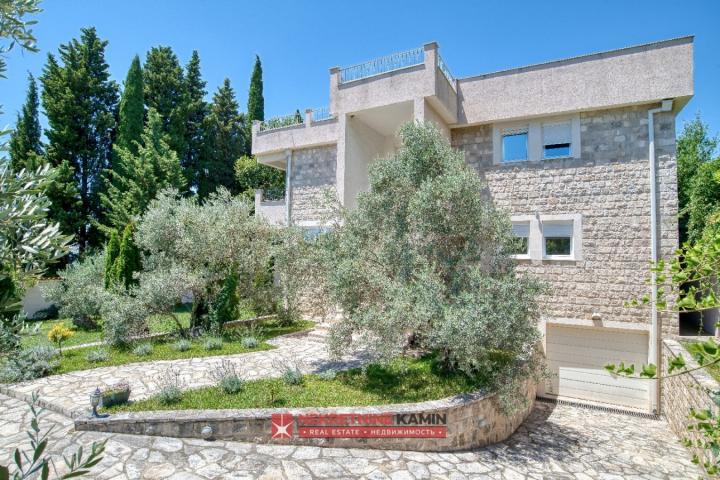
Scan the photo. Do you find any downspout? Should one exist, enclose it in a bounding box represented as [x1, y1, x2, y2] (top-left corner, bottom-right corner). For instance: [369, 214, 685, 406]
[285, 149, 293, 227]
[647, 99, 673, 414]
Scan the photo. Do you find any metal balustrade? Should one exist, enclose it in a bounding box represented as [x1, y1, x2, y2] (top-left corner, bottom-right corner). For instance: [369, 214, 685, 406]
[438, 54, 455, 90]
[310, 106, 334, 122]
[339, 47, 425, 84]
[258, 112, 304, 132]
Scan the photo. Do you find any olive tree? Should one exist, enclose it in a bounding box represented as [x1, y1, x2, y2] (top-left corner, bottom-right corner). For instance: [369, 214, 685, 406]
[320, 122, 545, 410]
[134, 188, 276, 329]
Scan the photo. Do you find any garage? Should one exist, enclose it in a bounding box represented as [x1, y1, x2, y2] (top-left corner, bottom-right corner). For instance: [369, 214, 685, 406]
[542, 324, 650, 411]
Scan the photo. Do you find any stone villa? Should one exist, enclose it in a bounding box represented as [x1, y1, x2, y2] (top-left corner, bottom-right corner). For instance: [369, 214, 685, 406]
[250, 37, 694, 413]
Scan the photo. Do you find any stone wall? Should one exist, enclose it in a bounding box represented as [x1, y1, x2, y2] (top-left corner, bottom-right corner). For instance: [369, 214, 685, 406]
[452, 104, 679, 333]
[75, 382, 536, 452]
[663, 339, 719, 468]
[290, 146, 338, 225]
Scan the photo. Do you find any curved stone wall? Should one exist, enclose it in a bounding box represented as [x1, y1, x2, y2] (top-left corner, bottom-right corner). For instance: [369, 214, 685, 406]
[75, 380, 536, 451]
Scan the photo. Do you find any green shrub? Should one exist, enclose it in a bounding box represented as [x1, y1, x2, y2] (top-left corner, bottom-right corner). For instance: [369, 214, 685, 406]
[132, 343, 153, 356]
[202, 336, 222, 351]
[240, 336, 258, 349]
[0, 346, 59, 383]
[317, 369, 337, 381]
[282, 368, 303, 386]
[86, 348, 109, 363]
[43, 253, 108, 330]
[157, 367, 183, 404]
[172, 339, 191, 352]
[211, 360, 244, 394]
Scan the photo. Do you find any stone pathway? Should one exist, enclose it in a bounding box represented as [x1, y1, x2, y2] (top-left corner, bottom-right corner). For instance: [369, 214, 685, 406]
[3, 331, 364, 417]
[0, 393, 699, 479]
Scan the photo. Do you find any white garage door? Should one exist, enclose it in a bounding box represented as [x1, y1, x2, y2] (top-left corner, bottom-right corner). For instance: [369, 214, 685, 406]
[543, 325, 650, 410]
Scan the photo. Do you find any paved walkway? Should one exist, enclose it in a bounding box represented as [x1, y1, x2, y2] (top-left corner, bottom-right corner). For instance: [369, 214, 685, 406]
[0, 393, 699, 479]
[3, 331, 364, 416]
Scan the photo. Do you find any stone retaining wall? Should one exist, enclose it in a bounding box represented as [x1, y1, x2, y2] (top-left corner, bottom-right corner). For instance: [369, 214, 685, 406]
[663, 339, 719, 467]
[75, 380, 536, 451]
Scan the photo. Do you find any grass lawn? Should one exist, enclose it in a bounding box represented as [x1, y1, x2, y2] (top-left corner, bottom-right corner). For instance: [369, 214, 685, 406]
[107, 354, 487, 412]
[681, 340, 720, 383]
[20, 303, 257, 349]
[53, 320, 313, 375]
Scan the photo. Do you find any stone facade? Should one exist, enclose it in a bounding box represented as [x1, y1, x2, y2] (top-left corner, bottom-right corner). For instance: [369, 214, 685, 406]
[662, 339, 719, 469]
[75, 381, 536, 452]
[290, 146, 338, 225]
[452, 105, 679, 333]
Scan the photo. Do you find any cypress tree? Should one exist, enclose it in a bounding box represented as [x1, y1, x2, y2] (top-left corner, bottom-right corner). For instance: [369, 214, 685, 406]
[9, 73, 43, 171]
[116, 55, 145, 157]
[41, 28, 119, 252]
[104, 230, 120, 289]
[199, 79, 246, 197]
[100, 108, 186, 230]
[183, 50, 207, 192]
[144, 46, 187, 159]
[208, 271, 239, 329]
[113, 223, 141, 289]
[247, 55, 264, 122]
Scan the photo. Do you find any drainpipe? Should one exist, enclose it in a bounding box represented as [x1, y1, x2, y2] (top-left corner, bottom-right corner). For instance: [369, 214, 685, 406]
[648, 99, 673, 414]
[284, 149, 293, 227]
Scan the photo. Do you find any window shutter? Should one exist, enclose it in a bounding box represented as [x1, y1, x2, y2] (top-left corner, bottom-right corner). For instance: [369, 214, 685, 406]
[512, 222, 530, 237]
[543, 122, 571, 146]
[542, 222, 573, 237]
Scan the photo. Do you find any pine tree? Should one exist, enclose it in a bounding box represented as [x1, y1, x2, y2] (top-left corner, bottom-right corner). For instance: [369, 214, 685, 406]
[115, 55, 145, 158]
[104, 230, 120, 289]
[9, 73, 43, 171]
[144, 46, 187, 159]
[41, 27, 119, 252]
[100, 109, 186, 230]
[112, 223, 141, 289]
[182, 50, 207, 192]
[247, 55, 264, 123]
[199, 79, 246, 197]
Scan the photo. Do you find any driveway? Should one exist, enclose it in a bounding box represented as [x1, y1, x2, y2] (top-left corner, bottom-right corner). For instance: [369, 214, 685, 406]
[0, 393, 698, 479]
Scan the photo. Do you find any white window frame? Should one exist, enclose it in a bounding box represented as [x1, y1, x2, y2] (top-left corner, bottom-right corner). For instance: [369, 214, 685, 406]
[501, 127, 529, 163]
[493, 115, 581, 165]
[510, 221, 531, 259]
[510, 213, 582, 262]
[542, 121, 573, 160]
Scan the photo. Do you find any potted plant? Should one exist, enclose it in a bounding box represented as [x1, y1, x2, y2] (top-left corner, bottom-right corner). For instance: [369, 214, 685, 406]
[101, 381, 131, 407]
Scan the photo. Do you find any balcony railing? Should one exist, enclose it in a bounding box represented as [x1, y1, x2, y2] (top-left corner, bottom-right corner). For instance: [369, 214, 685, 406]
[259, 111, 304, 132]
[339, 47, 424, 84]
[310, 106, 334, 122]
[438, 54, 455, 90]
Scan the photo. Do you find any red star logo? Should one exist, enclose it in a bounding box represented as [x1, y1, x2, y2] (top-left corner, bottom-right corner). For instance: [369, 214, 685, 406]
[271, 413, 294, 439]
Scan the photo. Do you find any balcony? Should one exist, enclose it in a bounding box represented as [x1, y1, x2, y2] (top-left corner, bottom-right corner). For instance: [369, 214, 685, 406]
[252, 107, 339, 163]
[329, 42, 457, 124]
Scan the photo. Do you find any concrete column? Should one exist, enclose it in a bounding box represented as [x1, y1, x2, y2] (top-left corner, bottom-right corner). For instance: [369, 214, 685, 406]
[305, 108, 313, 127]
[423, 42, 439, 96]
[329, 67, 340, 115]
[254, 189, 263, 217]
[251, 120, 261, 155]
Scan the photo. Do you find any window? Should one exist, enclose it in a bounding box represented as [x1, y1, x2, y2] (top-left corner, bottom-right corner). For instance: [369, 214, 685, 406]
[510, 222, 530, 256]
[543, 122, 572, 159]
[493, 116, 579, 165]
[542, 222, 573, 257]
[502, 129, 528, 162]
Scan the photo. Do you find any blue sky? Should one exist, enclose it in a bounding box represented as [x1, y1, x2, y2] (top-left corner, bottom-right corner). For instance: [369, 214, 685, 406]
[2, 0, 719, 141]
